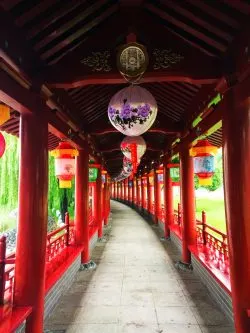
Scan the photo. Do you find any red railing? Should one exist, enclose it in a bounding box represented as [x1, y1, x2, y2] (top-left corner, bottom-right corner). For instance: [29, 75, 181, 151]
[0, 238, 15, 305]
[46, 213, 74, 263]
[196, 211, 229, 274]
[128, 196, 230, 286]
[0, 210, 99, 306]
[89, 209, 98, 239]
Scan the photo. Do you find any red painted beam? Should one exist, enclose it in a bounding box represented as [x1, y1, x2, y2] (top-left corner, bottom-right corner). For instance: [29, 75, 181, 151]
[171, 106, 223, 156]
[0, 64, 89, 151]
[91, 126, 180, 136]
[101, 146, 161, 154]
[45, 70, 220, 89]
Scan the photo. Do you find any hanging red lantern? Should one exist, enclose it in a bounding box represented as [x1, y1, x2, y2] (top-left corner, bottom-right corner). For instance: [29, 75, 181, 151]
[51, 141, 78, 188]
[190, 139, 218, 186]
[121, 136, 146, 175]
[0, 132, 6, 158]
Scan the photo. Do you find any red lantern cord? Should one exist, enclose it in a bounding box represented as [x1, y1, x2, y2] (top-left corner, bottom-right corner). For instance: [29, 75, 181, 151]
[130, 143, 138, 175]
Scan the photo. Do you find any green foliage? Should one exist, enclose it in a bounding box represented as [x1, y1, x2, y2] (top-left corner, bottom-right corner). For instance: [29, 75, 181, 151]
[205, 168, 222, 191]
[194, 175, 199, 190]
[0, 133, 75, 230]
[48, 154, 75, 221]
[0, 133, 19, 209]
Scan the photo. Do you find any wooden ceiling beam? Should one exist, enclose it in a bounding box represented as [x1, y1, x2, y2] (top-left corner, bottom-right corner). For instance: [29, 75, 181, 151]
[15, 0, 61, 27]
[145, 3, 227, 52]
[0, 67, 89, 151]
[185, 0, 240, 29]
[26, 0, 85, 40]
[41, 4, 119, 63]
[46, 70, 220, 89]
[91, 125, 181, 136]
[101, 146, 162, 154]
[157, 0, 232, 42]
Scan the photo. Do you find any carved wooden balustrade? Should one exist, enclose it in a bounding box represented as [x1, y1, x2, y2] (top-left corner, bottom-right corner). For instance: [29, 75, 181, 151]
[196, 211, 229, 275]
[0, 209, 98, 305]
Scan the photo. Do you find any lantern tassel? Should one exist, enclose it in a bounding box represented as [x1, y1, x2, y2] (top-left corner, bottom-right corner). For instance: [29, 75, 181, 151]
[59, 180, 72, 188]
[199, 178, 212, 186]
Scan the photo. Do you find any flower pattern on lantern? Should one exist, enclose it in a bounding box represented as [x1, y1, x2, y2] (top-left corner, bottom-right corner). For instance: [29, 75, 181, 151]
[51, 141, 78, 188]
[121, 136, 146, 174]
[108, 85, 158, 136]
[123, 157, 133, 174]
[190, 139, 218, 186]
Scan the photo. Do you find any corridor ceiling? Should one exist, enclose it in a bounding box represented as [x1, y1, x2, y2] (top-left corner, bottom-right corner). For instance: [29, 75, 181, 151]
[1, 0, 249, 176]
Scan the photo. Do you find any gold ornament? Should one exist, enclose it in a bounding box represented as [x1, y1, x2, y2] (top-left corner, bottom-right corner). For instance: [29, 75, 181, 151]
[117, 42, 149, 82]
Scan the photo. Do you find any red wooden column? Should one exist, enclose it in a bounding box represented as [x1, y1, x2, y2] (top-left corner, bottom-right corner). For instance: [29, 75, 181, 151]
[123, 180, 125, 200]
[163, 158, 173, 238]
[147, 174, 152, 213]
[153, 170, 159, 223]
[110, 182, 112, 198]
[136, 178, 140, 207]
[14, 109, 48, 333]
[96, 168, 103, 238]
[223, 83, 250, 333]
[131, 178, 135, 205]
[106, 179, 110, 224]
[120, 181, 123, 200]
[141, 177, 145, 210]
[180, 144, 196, 263]
[103, 174, 108, 225]
[114, 182, 117, 199]
[75, 149, 89, 263]
[128, 180, 131, 202]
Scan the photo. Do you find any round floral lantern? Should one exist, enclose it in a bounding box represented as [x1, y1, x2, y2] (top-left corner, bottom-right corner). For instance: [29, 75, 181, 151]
[51, 141, 78, 188]
[121, 136, 146, 174]
[0, 132, 6, 158]
[108, 85, 158, 136]
[190, 139, 218, 186]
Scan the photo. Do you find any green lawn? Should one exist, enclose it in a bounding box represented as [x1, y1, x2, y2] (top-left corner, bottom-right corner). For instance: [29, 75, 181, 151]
[174, 197, 226, 233]
[0, 207, 17, 232]
[0, 198, 227, 234]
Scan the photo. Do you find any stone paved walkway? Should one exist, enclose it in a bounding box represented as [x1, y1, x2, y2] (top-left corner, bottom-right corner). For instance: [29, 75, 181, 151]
[45, 200, 235, 333]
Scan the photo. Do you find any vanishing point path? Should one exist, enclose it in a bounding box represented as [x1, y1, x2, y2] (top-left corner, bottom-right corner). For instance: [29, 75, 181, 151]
[45, 201, 234, 333]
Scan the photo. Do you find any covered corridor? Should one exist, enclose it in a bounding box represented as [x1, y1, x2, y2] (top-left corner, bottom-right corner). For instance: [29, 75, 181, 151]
[45, 201, 233, 333]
